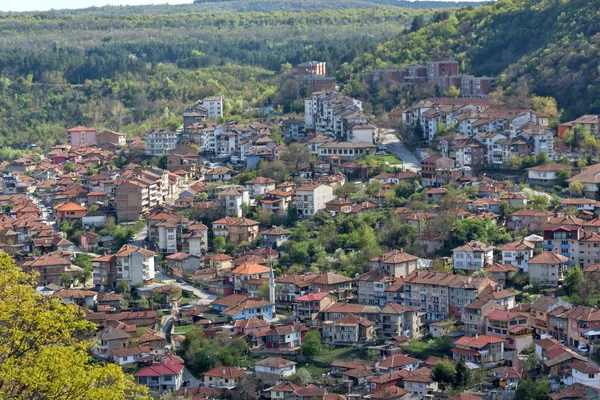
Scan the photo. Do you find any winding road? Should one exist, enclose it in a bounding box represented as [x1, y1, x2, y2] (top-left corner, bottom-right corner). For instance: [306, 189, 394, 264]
[380, 129, 420, 172]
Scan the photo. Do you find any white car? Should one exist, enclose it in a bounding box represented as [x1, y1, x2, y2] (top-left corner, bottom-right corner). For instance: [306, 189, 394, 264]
[375, 151, 386, 155]
[578, 344, 589, 354]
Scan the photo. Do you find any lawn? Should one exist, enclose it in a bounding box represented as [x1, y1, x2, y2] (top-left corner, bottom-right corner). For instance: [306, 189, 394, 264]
[311, 346, 357, 364]
[172, 324, 198, 335]
[360, 154, 403, 165]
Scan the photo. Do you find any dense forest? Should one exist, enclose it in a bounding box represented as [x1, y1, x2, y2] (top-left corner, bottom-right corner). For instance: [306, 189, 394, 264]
[344, 0, 600, 119]
[0, 5, 443, 148]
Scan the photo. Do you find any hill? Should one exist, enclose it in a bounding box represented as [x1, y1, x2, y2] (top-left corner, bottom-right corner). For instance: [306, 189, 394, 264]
[344, 0, 600, 119]
[0, 7, 432, 148]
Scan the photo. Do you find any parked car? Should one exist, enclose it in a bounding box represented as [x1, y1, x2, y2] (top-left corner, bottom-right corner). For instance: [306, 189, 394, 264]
[578, 344, 589, 355]
[375, 151, 386, 155]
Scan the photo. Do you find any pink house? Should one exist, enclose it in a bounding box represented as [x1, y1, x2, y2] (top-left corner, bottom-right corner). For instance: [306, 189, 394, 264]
[67, 126, 97, 146]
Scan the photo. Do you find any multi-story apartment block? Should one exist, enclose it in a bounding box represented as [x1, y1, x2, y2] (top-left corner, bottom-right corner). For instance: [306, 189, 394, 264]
[452, 334, 505, 364]
[304, 90, 367, 141]
[200, 96, 224, 119]
[115, 179, 157, 222]
[419, 155, 456, 187]
[558, 115, 600, 137]
[144, 128, 181, 156]
[67, 126, 97, 146]
[453, 241, 494, 271]
[282, 118, 306, 141]
[462, 300, 504, 336]
[114, 244, 156, 287]
[378, 303, 424, 339]
[294, 292, 336, 326]
[355, 269, 395, 306]
[309, 272, 354, 301]
[211, 217, 260, 244]
[92, 253, 116, 287]
[530, 295, 572, 337]
[295, 183, 335, 218]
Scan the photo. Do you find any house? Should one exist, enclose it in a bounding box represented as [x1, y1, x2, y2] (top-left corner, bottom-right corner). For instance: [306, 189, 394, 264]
[484, 309, 529, 338]
[420, 155, 456, 187]
[205, 166, 235, 182]
[462, 300, 504, 336]
[294, 292, 336, 326]
[165, 252, 201, 274]
[378, 303, 424, 339]
[260, 226, 291, 247]
[21, 254, 77, 286]
[499, 240, 535, 272]
[216, 186, 249, 218]
[111, 346, 151, 365]
[254, 357, 297, 382]
[567, 163, 600, 200]
[67, 126, 97, 146]
[369, 249, 420, 278]
[500, 192, 528, 208]
[355, 269, 395, 306]
[231, 262, 271, 293]
[527, 163, 573, 187]
[507, 209, 551, 232]
[309, 272, 353, 301]
[212, 217, 260, 244]
[325, 198, 353, 214]
[96, 327, 130, 359]
[136, 361, 184, 393]
[492, 366, 523, 389]
[485, 263, 520, 287]
[527, 251, 568, 287]
[452, 334, 505, 363]
[452, 241, 494, 271]
[530, 295, 573, 338]
[402, 367, 437, 396]
[245, 177, 276, 197]
[54, 201, 87, 226]
[55, 289, 97, 308]
[265, 323, 304, 350]
[549, 383, 600, 400]
[202, 366, 246, 389]
[220, 297, 275, 321]
[375, 354, 421, 374]
[565, 362, 600, 389]
[296, 184, 335, 218]
[322, 314, 375, 344]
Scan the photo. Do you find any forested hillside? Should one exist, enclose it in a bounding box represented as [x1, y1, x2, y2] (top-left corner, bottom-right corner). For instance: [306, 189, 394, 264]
[344, 0, 600, 119]
[0, 6, 435, 148]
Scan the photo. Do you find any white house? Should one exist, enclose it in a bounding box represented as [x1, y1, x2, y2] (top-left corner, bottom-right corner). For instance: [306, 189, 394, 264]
[565, 362, 600, 389]
[452, 241, 494, 271]
[111, 347, 151, 365]
[217, 186, 250, 218]
[200, 96, 224, 119]
[202, 366, 246, 389]
[136, 361, 184, 393]
[499, 240, 535, 272]
[245, 177, 276, 197]
[296, 183, 335, 218]
[254, 357, 297, 381]
[527, 164, 573, 187]
[115, 244, 156, 286]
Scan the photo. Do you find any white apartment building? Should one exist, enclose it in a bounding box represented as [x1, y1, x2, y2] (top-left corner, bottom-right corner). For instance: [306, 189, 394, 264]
[144, 128, 181, 156]
[200, 96, 224, 119]
[114, 244, 156, 286]
[499, 240, 535, 272]
[295, 183, 335, 218]
[216, 186, 250, 218]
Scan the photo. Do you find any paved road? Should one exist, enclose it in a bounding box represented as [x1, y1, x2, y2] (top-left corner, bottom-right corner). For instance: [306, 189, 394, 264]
[155, 270, 215, 305]
[381, 130, 420, 172]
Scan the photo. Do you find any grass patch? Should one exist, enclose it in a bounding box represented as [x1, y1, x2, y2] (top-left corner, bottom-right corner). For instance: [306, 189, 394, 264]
[361, 154, 403, 165]
[305, 363, 330, 379]
[311, 346, 357, 364]
[173, 324, 198, 335]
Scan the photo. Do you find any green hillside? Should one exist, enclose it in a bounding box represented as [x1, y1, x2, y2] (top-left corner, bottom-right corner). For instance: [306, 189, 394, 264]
[344, 0, 600, 119]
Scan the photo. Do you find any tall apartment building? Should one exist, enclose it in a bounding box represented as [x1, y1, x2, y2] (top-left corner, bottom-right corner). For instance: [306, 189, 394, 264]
[295, 184, 335, 218]
[116, 179, 158, 222]
[304, 90, 368, 141]
[114, 244, 156, 287]
[200, 96, 224, 119]
[67, 126, 97, 146]
[286, 61, 337, 98]
[144, 128, 181, 156]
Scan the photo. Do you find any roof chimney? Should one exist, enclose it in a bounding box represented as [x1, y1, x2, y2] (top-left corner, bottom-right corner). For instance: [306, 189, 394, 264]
[475, 333, 479, 339]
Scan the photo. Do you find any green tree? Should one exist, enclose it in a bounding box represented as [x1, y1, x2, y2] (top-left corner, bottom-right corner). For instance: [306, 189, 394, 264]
[515, 378, 551, 400]
[288, 368, 312, 385]
[568, 180, 584, 196]
[431, 360, 457, 386]
[564, 266, 584, 296]
[213, 236, 226, 252]
[300, 330, 322, 358]
[61, 273, 73, 287]
[556, 169, 571, 186]
[0, 252, 150, 399]
[454, 357, 471, 388]
[443, 85, 461, 98]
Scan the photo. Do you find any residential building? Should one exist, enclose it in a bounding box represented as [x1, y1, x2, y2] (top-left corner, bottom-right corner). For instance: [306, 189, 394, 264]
[294, 292, 336, 326]
[402, 367, 437, 396]
[378, 303, 424, 339]
[21, 254, 76, 286]
[567, 163, 600, 200]
[92, 253, 116, 287]
[322, 314, 375, 344]
[114, 244, 156, 287]
[260, 226, 291, 247]
[295, 184, 335, 218]
[375, 354, 421, 374]
[452, 241, 494, 271]
[283, 118, 306, 141]
[231, 262, 271, 293]
[355, 269, 395, 306]
[96, 130, 126, 150]
[212, 217, 260, 244]
[369, 249, 420, 278]
[145, 128, 181, 156]
[499, 240, 535, 272]
[309, 272, 354, 301]
[419, 155, 456, 187]
[507, 209, 551, 232]
[202, 366, 246, 389]
[216, 186, 249, 217]
[484, 309, 529, 338]
[530, 295, 572, 337]
[254, 357, 297, 383]
[462, 300, 504, 336]
[527, 163, 573, 187]
[200, 96, 224, 119]
[317, 142, 376, 162]
[67, 126, 97, 146]
[55, 201, 88, 226]
[528, 251, 568, 287]
[115, 179, 155, 222]
[486, 263, 520, 287]
[136, 361, 184, 393]
[452, 334, 505, 364]
[245, 177, 276, 197]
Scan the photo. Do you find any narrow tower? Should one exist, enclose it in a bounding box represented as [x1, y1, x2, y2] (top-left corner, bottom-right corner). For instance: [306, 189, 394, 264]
[268, 260, 276, 305]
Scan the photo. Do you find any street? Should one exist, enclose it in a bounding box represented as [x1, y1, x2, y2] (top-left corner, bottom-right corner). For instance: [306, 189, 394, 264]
[381, 129, 420, 172]
[155, 270, 216, 305]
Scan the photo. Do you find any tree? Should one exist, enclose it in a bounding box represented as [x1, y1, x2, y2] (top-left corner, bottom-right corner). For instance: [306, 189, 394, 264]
[288, 368, 312, 386]
[564, 266, 584, 296]
[257, 281, 269, 300]
[515, 378, 551, 400]
[454, 357, 471, 388]
[443, 85, 461, 98]
[61, 272, 73, 287]
[0, 252, 150, 399]
[524, 350, 540, 373]
[279, 143, 311, 175]
[258, 160, 289, 182]
[300, 330, 322, 358]
[213, 236, 226, 252]
[556, 169, 571, 186]
[568, 180, 584, 196]
[410, 15, 425, 32]
[431, 360, 457, 386]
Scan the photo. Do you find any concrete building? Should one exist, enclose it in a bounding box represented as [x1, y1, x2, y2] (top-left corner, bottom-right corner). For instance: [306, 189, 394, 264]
[67, 126, 97, 146]
[453, 241, 494, 271]
[115, 244, 156, 287]
[200, 96, 224, 119]
[527, 251, 568, 287]
[145, 128, 181, 156]
[295, 183, 335, 218]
